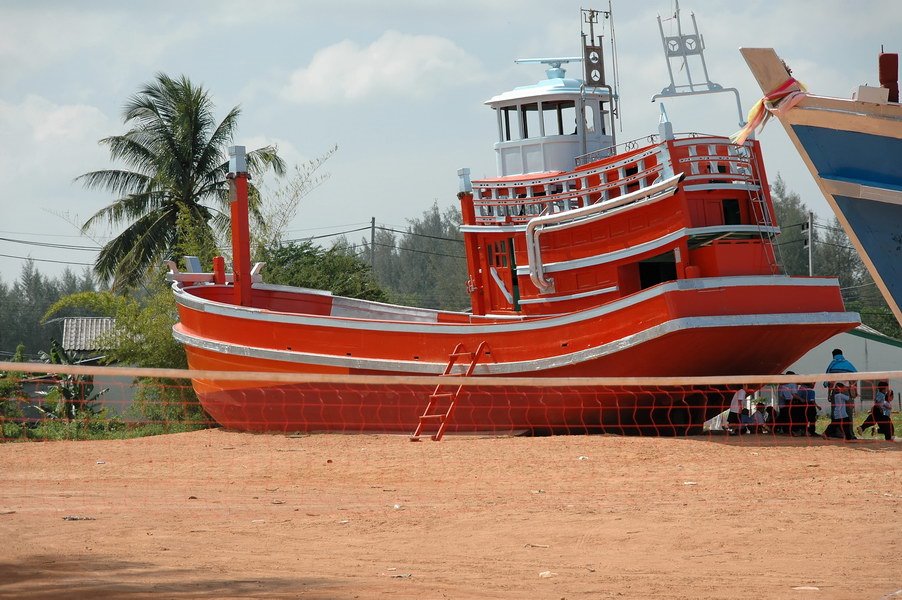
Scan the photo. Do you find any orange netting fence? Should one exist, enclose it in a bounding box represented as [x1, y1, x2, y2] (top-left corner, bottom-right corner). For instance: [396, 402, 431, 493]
[1, 362, 898, 442]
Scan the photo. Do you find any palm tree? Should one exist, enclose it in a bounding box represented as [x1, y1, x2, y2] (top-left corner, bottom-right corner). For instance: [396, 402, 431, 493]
[78, 73, 285, 289]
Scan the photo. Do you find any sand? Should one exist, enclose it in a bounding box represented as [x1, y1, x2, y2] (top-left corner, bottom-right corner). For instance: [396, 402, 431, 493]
[1, 429, 899, 599]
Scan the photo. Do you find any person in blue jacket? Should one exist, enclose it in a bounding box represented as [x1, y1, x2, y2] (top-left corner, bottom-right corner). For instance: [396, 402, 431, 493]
[823, 348, 858, 438]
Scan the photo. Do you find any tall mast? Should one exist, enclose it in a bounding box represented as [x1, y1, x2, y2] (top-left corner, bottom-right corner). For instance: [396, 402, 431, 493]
[652, 1, 745, 127]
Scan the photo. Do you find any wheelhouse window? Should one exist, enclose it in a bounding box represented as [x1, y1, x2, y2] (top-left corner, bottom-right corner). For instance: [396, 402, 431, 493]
[542, 100, 577, 135]
[500, 106, 515, 141]
[521, 103, 540, 139]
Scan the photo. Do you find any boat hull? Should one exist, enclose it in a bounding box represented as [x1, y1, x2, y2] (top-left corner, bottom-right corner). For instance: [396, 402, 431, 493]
[175, 277, 857, 434]
[741, 47, 902, 325]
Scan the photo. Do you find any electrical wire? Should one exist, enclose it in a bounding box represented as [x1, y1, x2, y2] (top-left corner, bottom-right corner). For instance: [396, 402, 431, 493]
[0, 252, 94, 266]
[0, 236, 100, 251]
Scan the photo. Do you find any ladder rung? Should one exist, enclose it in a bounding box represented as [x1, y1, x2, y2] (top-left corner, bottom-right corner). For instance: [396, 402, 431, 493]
[419, 414, 445, 421]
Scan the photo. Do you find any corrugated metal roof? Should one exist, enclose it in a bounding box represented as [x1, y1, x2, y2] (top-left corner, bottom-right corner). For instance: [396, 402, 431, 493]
[61, 317, 116, 352]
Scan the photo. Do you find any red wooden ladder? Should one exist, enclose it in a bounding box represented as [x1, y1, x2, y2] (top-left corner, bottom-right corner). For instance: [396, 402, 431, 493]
[410, 341, 488, 442]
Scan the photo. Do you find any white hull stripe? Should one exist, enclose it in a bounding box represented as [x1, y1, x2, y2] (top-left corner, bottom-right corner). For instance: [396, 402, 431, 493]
[820, 176, 902, 207]
[174, 275, 843, 335]
[518, 285, 619, 305]
[174, 311, 859, 376]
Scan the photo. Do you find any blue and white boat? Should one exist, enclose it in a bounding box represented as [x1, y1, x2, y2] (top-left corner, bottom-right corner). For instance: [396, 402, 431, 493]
[741, 47, 902, 326]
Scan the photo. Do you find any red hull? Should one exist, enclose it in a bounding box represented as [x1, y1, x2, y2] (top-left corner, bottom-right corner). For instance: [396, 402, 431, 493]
[179, 309, 854, 434]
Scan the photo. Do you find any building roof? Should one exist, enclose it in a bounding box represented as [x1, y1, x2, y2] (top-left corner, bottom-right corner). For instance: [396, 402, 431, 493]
[61, 317, 116, 352]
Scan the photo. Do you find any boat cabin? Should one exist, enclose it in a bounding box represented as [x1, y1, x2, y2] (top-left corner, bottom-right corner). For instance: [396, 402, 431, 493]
[485, 59, 615, 177]
[459, 65, 780, 318]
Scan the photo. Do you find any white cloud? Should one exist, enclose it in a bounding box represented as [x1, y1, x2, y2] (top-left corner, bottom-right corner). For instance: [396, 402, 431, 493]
[281, 31, 484, 104]
[0, 96, 110, 175]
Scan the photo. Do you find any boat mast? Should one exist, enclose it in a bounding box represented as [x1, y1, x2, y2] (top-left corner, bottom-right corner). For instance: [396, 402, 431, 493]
[228, 145, 253, 307]
[581, 4, 619, 150]
[651, 0, 745, 127]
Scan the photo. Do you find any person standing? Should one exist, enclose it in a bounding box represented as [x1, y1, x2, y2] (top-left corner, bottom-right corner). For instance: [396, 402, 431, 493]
[776, 373, 800, 434]
[798, 381, 819, 436]
[827, 382, 855, 440]
[824, 349, 858, 438]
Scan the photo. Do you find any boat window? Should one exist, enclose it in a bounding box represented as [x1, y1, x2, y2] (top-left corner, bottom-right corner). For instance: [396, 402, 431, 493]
[521, 103, 540, 139]
[584, 103, 596, 133]
[722, 199, 741, 225]
[542, 100, 577, 135]
[489, 240, 509, 268]
[501, 107, 515, 141]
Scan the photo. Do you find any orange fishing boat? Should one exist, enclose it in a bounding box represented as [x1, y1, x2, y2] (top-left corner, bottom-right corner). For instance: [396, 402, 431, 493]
[170, 7, 857, 437]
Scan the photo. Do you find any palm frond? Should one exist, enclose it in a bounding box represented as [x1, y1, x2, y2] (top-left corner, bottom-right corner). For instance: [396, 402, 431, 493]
[75, 169, 152, 198]
[96, 206, 181, 290]
[81, 190, 169, 231]
[247, 145, 287, 177]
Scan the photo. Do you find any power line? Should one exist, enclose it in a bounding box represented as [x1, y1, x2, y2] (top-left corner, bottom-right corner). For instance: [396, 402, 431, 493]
[284, 226, 371, 243]
[0, 236, 100, 251]
[0, 252, 95, 266]
[373, 241, 465, 259]
[282, 221, 371, 234]
[376, 226, 464, 244]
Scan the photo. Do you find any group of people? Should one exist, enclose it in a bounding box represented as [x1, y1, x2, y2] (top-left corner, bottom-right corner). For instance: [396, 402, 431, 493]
[725, 348, 895, 440]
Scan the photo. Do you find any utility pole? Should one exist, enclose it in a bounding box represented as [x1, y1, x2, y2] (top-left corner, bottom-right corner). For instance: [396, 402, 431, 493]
[370, 216, 376, 270]
[807, 211, 814, 276]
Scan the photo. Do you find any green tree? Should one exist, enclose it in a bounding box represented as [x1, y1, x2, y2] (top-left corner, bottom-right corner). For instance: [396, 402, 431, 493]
[813, 217, 862, 290]
[78, 73, 286, 290]
[364, 203, 469, 310]
[42, 286, 205, 425]
[771, 174, 817, 276]
[0, 262, 96, 358]
[260, 240, 388, 302]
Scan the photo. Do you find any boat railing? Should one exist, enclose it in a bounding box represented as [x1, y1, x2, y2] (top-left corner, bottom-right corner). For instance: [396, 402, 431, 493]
[472, 145, 665, 225]
[525, 173, 684, 293]
[165, 260, 266, 285]
[574, 131, 708, 166]
[473, 163, 665, 225]
[470, 135, 760, 226]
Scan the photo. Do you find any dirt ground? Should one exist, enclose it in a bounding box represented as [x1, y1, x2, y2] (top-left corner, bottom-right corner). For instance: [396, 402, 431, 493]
[0, 430, 899, 600]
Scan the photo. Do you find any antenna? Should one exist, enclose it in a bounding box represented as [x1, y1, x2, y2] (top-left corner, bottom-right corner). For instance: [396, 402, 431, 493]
[514, 57, 582, 80]
[580, 4, 620, 146]
[651, 1, 745, 126]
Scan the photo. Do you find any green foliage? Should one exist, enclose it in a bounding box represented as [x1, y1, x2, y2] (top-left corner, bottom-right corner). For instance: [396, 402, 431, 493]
[128, 379, 208, 425]
[364, 203, 469, 310]
[78, 72, 286, 290]
[43, 287, 186, 369]
[33, 340, 107, 419]
[0, 262, 96, 359]
[771, 174, 815, 276]
[261, 240, 388, 302]
[41, 285, 207, 426]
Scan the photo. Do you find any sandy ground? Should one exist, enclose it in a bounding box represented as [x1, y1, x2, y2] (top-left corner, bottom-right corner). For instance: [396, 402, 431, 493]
[0, 429, 899, 600]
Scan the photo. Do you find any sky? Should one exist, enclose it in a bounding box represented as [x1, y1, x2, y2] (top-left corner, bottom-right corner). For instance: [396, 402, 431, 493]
[1, 0, 900, 283]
